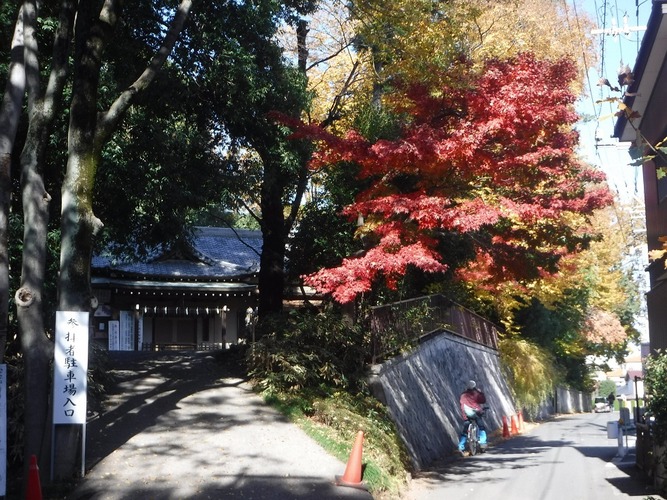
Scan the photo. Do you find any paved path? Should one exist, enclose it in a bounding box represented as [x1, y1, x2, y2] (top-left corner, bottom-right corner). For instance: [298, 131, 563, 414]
[403, 412, 662, 499]
[66, 351, 373, 500]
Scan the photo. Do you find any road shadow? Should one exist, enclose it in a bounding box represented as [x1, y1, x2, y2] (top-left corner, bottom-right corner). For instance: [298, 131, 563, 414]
[412, 433, 573, 486]
[413, 424, 663, 498]
[82, 349, 263, 471]
[573, 444, 664, 498]
[68, 473, 371, 500]
[65, 349, 374, 500]
[607, 460, 664, 498]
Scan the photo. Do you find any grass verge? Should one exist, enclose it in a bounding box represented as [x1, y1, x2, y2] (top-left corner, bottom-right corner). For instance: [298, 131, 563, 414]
[264, 391, 412, 498]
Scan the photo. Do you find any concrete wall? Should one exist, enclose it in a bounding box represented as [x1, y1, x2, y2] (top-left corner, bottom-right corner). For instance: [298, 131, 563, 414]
[369, 330, 517, 470]
[555, 386, 592, 413]
[533, 386, 592, 419]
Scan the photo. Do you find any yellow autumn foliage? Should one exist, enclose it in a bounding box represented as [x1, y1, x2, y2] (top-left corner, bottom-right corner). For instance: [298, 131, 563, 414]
[499, 336, 563, 413]
[469, 198, 641, 337]
[350, 0, 597, 98]
[278, 0, 598, 134]
[277, 0, 371, 131]
[463, 0, 597, 95]
[649, 235, 667, 267]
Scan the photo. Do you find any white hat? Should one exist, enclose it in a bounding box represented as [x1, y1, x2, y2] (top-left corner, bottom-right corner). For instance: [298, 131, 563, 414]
[466, 380, 476, 390]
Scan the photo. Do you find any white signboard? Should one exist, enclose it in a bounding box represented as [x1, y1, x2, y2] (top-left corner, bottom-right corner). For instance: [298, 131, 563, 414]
[108, 320, 120, 351]
[0, 364, 6, 496]
[137, 313, 143, 348]
[120, 311, 134, 351]
[52, 311, 89, 424]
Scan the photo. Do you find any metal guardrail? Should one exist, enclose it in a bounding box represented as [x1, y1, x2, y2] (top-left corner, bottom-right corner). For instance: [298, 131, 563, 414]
[369, 294, 500, 363]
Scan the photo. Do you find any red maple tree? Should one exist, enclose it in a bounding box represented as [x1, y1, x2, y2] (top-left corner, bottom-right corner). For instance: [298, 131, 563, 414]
[290, 54, 613, 303]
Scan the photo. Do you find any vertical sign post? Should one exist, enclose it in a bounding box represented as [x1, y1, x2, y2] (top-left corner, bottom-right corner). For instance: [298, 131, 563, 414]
[52, 311, 89, 478]
[0, 364, 6, 496]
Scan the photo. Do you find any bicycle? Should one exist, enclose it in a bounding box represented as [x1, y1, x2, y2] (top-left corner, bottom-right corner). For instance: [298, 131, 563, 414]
[466, 406, 489, 456]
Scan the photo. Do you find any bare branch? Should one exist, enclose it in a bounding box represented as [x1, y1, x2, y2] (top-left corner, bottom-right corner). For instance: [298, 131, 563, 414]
[319, 58, 360, 128]
[306, 40, 354, 72]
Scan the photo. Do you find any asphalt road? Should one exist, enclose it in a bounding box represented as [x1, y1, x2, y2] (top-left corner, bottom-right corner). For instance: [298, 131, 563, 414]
[404, 411, 663, 500]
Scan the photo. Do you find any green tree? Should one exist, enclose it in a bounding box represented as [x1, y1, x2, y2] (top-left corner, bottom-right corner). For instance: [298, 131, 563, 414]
[1, 0, 323, 482]
[177, 0, 315, 318]
[0, 0, 194, 484]
[91, 69, 223, 257]
[597, 379, 616, 399]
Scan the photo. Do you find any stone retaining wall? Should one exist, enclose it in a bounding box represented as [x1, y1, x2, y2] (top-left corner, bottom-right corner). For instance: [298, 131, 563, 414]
[369, 329, 592, 470]
[369, 330, 516, 470]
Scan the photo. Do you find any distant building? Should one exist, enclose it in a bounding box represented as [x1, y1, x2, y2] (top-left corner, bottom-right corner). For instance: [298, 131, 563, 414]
[591, 343, 646, 399]
[91, 227, 261, 351]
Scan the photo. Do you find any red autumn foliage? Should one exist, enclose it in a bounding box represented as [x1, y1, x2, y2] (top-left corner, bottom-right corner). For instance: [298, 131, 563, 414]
[287, 54, 613, 303]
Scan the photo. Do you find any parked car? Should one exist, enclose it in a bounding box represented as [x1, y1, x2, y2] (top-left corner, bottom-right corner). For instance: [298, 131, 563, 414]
[593, 396, 611, 413]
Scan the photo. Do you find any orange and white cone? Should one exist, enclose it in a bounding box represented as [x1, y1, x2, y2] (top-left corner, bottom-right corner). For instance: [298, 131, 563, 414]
[502, 415, 510, 438]
[335, 430, 367, 490]
[511, 414, 519, 435]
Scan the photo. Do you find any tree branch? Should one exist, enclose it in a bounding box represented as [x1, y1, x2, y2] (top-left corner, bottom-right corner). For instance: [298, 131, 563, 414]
[305, 41, 353, 72]
[96, 0, 194, 146]
[41, 0, 76, 124]
[237, 197, 262, 226]
[319, 58, 360, 129]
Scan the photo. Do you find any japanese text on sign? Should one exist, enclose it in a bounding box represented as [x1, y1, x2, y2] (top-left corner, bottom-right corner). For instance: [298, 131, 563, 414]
[52, 311, 89, 424]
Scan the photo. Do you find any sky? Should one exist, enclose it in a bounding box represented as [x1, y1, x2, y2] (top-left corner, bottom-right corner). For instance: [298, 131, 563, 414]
[576, 0, 651, 342]
[577, 0, 650, 201]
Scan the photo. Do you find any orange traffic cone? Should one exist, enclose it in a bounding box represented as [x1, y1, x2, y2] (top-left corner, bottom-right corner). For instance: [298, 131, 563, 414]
[502, 415, 510, 438]
[518, 411, 524, 433]
[26, 455, 43, 500]
[511, 414, 519, 435]
[335, 430, 367, 490]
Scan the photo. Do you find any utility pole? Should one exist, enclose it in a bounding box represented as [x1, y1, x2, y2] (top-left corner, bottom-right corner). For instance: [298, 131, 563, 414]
[591, 13, 646, 37]
[590, 9, 647, 150]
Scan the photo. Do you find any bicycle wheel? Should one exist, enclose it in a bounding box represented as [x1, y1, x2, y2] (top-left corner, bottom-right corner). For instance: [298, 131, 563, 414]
[467, 421, 478, 456]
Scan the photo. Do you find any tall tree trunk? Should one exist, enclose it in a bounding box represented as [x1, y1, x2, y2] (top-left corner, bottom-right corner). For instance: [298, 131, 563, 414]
[16, 0, 76, 489]
[0, 4, 28, 363]
[257, 149, 311, 319]
[256, 19, 312, 321]
[258, 163, 287, 317]
[56, 0, 108, 311]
